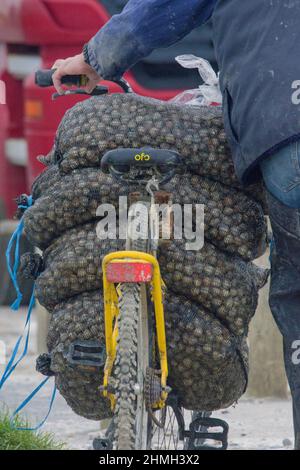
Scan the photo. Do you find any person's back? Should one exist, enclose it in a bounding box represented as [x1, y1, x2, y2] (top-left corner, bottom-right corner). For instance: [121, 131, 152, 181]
[52, 0, 300, 449]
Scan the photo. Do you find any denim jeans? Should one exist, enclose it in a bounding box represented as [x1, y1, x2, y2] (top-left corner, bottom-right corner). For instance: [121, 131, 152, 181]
[260, 142, 300, 209]
[260, 142, 300, 448]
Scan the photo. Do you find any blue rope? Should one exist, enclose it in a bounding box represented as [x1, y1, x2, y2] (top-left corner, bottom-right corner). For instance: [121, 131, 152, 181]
[6, 219, 25, 310]
[0, 273, 56, 430]
[2, 194, 56, 430]
[10, 377, 57, 431]
[5, 194, 33, 310]
[0, 292, 35, 389]
[2, 195, 35, 391]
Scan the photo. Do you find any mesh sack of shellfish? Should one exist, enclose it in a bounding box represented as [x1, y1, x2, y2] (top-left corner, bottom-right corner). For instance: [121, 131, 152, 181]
[21, 222, 268, 337]
[45, 292, 111, 420]
[43, 94, 238, 185]
[23, 223, 268, 415]
[24, 165, 267, 260]
[18, 93, 270, 419]
[43, 290, 249, 417]
[165, 294, 249, 410]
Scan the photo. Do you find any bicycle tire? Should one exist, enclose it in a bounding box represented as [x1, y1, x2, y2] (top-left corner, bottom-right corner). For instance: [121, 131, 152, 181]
[113, 283, 150, 449]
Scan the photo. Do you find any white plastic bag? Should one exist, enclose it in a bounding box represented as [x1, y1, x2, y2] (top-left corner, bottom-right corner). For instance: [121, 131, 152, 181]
[170, 54, 222, 107]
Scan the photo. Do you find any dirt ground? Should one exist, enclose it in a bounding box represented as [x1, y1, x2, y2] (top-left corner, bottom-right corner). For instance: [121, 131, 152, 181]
[0, 306, 295, 450]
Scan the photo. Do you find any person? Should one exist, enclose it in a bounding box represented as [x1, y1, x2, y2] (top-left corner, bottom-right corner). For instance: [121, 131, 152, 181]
[52, 0, 300, 450]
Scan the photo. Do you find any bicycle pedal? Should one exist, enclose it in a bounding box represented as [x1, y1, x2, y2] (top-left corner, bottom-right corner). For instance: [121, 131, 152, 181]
[187, 417, 229, 450]
[92, 437, 113, 450]
[66, 340, 105, 369]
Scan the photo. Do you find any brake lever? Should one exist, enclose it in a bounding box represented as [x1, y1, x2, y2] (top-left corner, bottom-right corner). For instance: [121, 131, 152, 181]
[52, 85, 109, 100]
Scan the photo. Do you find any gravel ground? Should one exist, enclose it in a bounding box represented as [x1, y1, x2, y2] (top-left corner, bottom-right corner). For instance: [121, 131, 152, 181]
[0, 306, 295, 450]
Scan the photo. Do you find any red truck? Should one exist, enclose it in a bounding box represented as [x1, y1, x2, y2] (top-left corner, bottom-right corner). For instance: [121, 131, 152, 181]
[0, 0, 215, 218]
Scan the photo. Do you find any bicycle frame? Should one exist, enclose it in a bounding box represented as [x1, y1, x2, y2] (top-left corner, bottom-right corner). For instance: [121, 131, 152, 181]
[102, 251, 169, 411]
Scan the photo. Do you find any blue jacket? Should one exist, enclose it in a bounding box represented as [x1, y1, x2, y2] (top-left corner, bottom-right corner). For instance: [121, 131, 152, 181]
[87, 0, 216, 81]
[87, 0, 300, 185]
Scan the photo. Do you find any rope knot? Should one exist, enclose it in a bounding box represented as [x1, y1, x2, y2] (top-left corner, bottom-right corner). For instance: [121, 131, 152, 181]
[15, 194, 33, 220]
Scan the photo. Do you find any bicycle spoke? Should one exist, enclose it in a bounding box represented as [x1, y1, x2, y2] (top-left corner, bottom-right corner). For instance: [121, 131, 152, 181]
[150, 406, 189, 450]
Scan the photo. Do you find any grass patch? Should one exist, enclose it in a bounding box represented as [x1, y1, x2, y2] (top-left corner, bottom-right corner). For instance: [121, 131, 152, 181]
[0, 411, 65, 450]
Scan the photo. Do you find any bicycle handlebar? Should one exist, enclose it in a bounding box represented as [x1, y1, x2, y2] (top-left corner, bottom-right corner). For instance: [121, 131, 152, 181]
[35, 69, 132, 94]
[35, 69, 86, 88]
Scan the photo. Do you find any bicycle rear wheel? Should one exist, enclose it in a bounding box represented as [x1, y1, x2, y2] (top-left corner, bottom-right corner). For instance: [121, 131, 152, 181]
[113, 199, 185, 449]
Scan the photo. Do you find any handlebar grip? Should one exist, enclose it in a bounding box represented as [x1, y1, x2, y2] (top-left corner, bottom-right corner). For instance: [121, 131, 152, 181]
[35, 70, 86, 88]
[35, 70, 132, 95]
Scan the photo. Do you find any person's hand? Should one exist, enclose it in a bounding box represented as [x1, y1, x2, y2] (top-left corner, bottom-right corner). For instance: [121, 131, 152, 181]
[52, 53, 102, 95]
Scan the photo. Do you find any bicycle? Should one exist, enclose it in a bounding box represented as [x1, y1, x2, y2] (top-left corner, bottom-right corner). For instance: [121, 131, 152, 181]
[35, 70, 229, 451]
